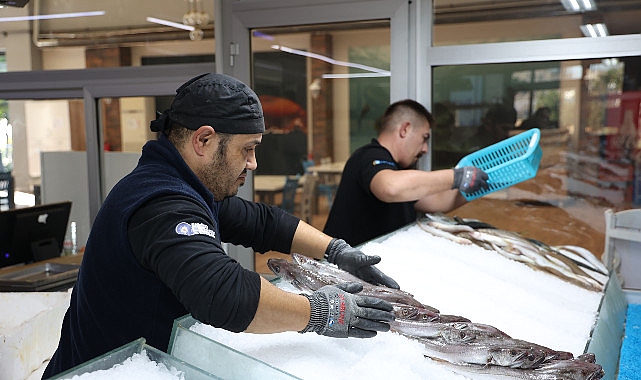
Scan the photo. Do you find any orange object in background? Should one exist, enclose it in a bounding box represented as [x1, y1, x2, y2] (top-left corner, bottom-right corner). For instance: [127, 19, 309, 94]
[259, 95, 307, 133]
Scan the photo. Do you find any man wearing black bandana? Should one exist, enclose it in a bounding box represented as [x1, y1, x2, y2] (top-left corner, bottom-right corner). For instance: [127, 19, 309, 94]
[323, 99, 489, 247]
[43, 73, 398, 378]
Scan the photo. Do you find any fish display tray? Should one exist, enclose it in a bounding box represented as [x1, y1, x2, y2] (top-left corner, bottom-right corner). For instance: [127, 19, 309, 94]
[456, 128, 542, 200]
[0, 262, 79, 291]
[168, 315, 300, 380]
[50, 338, 218, 379]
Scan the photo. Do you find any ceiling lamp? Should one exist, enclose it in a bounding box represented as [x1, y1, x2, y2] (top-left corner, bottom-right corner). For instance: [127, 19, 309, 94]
[560, 0, 596, 12]
[580, 23, 609, 37]
[182, 0, 208, 41]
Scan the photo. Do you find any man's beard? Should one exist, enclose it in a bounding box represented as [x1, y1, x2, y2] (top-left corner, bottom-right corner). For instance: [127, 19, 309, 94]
[197, 145, 238, 201]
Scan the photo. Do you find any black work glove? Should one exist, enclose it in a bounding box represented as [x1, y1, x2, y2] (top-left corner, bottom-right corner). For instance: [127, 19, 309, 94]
[452, 166, 489, 194]
[299, 282, 395, 338]
[325, 238, 400, 289]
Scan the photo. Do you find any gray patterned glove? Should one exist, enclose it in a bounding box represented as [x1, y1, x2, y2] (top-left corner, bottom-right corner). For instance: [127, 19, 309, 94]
[452, 166, 489, 194]
[299, 282, 395, 338]
[325, 238, 400, 289]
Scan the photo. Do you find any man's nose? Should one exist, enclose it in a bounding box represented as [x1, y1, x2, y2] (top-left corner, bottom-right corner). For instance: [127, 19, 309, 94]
[247, 152, 258, 170]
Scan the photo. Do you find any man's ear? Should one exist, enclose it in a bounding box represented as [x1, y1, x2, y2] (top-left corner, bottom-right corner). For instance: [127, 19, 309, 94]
[192, 126, 216, 156]
[399, 121, 411, 138]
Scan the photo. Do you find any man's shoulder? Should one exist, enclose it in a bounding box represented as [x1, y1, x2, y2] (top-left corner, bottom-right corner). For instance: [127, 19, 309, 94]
[349, 140, 390, 161]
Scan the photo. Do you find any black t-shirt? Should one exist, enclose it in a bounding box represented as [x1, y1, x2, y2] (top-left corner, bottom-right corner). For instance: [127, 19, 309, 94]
[323, 139, 417, 246]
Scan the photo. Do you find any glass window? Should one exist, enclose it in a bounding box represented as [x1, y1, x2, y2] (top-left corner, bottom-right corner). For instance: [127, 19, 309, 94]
[250, 21, 390, 175]
[433, 0, 641, 45]
[0, 99, 90, 245]
[1, 93, 170, 245]
[1, 0, 214, 72]
[433, 56, 641, 256]
[98, 94, 174, 202]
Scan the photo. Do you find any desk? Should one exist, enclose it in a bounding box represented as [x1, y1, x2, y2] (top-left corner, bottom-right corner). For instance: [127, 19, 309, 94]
[254, 175, 286, 204]
[254, 175, 303, 204]
[0, 253, 83, 292]
[305, 161, 345, 176]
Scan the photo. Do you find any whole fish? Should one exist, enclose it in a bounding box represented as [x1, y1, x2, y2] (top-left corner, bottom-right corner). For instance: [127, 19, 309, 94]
[417, 219, 475, 245]
[268, 257, 428, 308]
[433, 355, 604, 379]
[553, 245, 608, 275]
[266, 257, 327, 293]
[289, 253, 430, 308]
[391, 321, 509, 342]
[460, 229, 603, 292]
[419, 337, 547, 369]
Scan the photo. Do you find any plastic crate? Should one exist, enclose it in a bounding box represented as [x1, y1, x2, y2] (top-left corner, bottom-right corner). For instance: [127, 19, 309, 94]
[456, 128, 542, 201]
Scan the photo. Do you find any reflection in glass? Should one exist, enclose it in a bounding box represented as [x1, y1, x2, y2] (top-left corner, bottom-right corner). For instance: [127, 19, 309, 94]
[433, 0, 641, 46]
[250, 21, 390, 176]
[432, 57, 641, 216]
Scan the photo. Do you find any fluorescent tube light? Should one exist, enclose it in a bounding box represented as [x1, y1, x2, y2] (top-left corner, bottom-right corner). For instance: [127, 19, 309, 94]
[580, 23, 609, 37]
[581, 0, 595, 10]
[560, 0, 596, 11]
[0, 11, 105, 22]
[322, 73, 390, 79]
[270, 44, 390, 76]
[561, 0, 581, 11]
[146, 16, 194, 31]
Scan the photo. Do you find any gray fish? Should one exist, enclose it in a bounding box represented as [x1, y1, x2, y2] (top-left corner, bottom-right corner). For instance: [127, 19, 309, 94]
[289, 253, 430, 309]
[266, 258, 329, 292]
[433, 356, 605, 379]
[419, 337, 547, 369]
[391, 321, 508, 342]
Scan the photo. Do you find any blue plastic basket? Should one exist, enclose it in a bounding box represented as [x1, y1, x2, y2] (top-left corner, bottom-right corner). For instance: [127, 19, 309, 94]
[455, 128, 542, 201]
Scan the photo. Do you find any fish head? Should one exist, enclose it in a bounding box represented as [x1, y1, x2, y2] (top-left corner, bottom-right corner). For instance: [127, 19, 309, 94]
[442, 327, 476, 344]
[266, 258, 296, 281]
[489, 346, 531, 368]
[392, 304, 439, 322]
[539, 358, 604, 380]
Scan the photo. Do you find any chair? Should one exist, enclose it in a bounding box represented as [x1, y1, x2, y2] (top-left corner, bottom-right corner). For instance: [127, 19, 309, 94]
[302, 158, 339, 211]
[316, 157, 339, 210]
[0, 171, 15, 209]
[299, 174, 318, 224]
[280, 176, 301, 214]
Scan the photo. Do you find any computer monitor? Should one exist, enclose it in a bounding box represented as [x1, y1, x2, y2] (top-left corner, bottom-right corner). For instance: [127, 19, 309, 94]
[0, 201, 72, 269]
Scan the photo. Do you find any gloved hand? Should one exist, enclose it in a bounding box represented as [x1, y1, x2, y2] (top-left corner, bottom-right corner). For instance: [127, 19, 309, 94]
[325, 238, 400, 289]
[452, 166, 489, 194]
[299, 282, 395, 338]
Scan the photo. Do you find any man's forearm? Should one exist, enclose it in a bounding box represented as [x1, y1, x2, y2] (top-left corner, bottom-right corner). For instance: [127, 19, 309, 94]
[244, 276, 310, 333]
[289, 220, 333, 260]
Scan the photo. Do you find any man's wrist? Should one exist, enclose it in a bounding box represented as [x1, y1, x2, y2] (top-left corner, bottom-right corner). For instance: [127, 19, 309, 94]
[452, 167, 462, 189]
[298, 293, 329, 334]
[324, 238, 347, 263]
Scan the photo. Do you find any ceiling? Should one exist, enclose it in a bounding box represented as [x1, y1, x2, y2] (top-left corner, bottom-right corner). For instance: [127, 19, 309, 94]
[1, 0, 640, 46]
